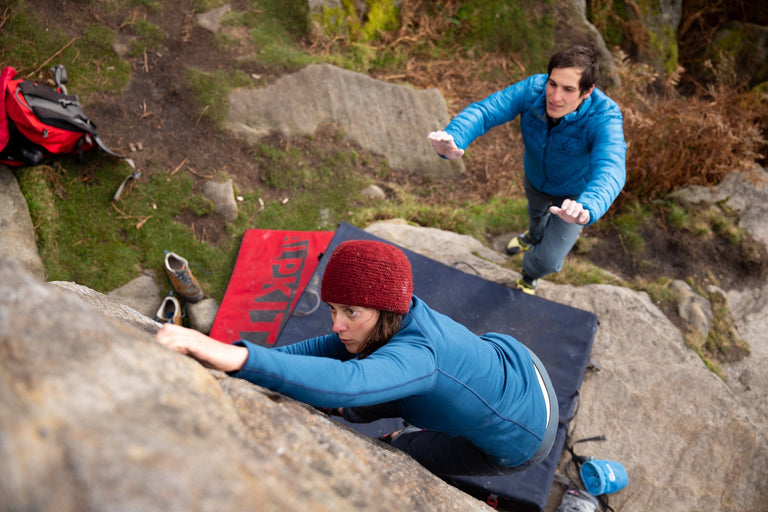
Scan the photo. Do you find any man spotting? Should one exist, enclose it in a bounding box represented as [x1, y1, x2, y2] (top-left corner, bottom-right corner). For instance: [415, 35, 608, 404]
[429, 45, 627, 294]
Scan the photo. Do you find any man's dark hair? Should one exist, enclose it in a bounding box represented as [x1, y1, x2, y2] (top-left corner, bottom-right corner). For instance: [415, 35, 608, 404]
[547, 45, 599, 95]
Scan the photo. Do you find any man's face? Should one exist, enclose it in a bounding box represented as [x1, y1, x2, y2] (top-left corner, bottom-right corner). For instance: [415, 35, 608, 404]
[545, 67, 594, 119]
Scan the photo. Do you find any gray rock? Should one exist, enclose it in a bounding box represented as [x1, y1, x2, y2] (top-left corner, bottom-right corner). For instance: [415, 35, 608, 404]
[0, 257, 491, 512]
[669, 279, 712, 334]
[671, 167, 768, 438]
[3, 209, 768, 510]
[187, 297, 219, 334]
[203, 179, 238, 222]
[722, 279, 768, 437]
[50, 280, 161, 335]
[635, 0, 683, 71]
[0, 166, 45, 280]
[669, 166, 768, 245]
[361, 184, 386, 200]
[538, 283, 768, 511]
[107, 272, 163, 319]
[225, 64, 464, 177]
[110, 37, 134, 58]
[562, 0, 616, 84]
[195, 4, 231, 33]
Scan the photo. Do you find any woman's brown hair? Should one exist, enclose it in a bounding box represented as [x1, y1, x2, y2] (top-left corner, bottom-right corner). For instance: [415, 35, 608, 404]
[358, 310, 404, 358]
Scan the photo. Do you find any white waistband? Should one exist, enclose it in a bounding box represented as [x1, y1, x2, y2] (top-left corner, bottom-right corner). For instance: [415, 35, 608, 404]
[532, 363, 551, 428]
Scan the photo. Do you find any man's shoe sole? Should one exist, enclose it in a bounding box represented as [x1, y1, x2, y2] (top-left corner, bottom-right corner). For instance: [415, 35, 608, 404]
[506, 234, 532, 256]
[515, 278, 537, 295]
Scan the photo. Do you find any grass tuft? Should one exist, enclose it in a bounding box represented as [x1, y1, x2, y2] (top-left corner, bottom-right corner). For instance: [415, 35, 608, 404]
[16, 155, 240, 299]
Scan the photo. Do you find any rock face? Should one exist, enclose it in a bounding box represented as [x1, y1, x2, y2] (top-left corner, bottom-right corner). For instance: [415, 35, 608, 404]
[540, 284, 768, 511]
[0, 166, 45, 281]
[366, 218, 518, 288]
[225, 63, 464, 177]
[670, 168, 768, 447]
[0, 257, 490, 512]
[366, 220, 768, 512]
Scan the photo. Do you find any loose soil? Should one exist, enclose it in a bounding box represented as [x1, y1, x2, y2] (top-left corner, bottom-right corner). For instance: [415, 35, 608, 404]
[28, 0, 768, 293]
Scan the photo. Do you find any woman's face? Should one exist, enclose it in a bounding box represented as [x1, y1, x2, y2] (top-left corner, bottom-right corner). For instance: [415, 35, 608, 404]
[545, 66, 593, 119]
[328, 302, 380, 354]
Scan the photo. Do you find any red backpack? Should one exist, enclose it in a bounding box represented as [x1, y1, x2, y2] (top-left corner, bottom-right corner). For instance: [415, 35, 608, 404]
[0, 65, 138, 199]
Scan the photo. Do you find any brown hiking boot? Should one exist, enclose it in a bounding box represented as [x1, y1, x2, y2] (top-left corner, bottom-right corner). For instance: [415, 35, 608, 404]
[164, 251, 204, 302]
[155, 295, 183, 325]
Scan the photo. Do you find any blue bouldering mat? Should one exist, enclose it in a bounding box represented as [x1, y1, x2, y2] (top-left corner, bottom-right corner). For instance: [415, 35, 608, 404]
[276, 222, 598, 511]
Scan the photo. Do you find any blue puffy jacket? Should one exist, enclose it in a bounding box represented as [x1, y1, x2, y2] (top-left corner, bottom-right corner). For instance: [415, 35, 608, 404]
[230, 295, 548, 467]
[445, 74, 627, 225]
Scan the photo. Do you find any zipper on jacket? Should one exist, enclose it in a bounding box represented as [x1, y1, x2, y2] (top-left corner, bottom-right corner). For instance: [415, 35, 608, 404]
[531, 105, 551, 190]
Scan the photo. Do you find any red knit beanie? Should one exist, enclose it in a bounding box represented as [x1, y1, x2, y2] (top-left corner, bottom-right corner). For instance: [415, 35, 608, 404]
[321, 240, 413, 314]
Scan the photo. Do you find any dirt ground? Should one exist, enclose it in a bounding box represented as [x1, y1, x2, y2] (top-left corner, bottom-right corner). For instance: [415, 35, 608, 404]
[29, 0, 768, 292]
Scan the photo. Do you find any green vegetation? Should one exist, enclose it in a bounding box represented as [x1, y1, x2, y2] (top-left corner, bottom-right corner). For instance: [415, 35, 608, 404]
[586, 0, 630, 50]
[231, 0, 315, 70]
[449, 0, 554, 69]
[546, 257, 624, 288]
[16, 157, 236, 298]
[246, 141, 374, 231]
[185, 67, 251, 123]
[682, 289, 750, 380]
[126, 19, 165, 57]
[0, 0, 131, 99]
[612, 203, 647, 255]
[314, 0, 400, 43]
[129, 0, 162, 15]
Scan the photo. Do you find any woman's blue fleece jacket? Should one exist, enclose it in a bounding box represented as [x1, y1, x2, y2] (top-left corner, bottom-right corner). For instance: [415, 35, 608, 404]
[445, 73, 627, 225]
[230, 295, 548, 467]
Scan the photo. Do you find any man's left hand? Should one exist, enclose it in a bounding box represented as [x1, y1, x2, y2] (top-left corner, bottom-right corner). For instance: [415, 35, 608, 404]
[550, 198, 590, 225]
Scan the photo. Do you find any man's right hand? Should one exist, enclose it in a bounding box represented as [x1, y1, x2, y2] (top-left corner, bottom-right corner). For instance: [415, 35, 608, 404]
[428, 131, 465, 160]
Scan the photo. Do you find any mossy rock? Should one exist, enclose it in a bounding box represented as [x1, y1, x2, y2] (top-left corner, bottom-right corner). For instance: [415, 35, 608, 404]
[712, 21, 768, 87]
[310, 0, 400, 42]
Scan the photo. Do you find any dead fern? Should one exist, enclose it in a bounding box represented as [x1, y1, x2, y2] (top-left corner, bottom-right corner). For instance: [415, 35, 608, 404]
[610, 48, 766, 211]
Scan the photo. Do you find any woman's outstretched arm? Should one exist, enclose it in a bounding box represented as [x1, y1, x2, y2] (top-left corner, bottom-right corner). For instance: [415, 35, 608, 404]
[156, 324, 248, 372]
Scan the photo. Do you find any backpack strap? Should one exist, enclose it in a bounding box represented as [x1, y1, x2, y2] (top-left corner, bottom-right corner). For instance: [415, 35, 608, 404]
[94, 135, 139, 201]
[106, 150, 138, 201]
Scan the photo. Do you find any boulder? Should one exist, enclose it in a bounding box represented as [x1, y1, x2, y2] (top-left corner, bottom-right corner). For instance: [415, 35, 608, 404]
[106, 272, 163, 320]
[225, 64, 464, 178]
[0, 257, 490, 512]
[669, 167, 768, 437]
[195, 4, 231, 34]
[50, 280, 161, 335]
[203, 178, 238, 222]
[0, 166, 45, 281]
[540, 283, 768, 511]
[669, 279, 712, 335]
